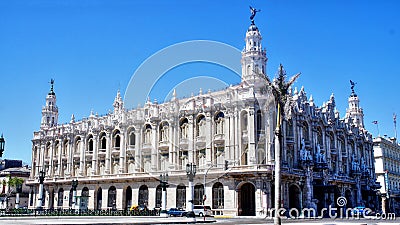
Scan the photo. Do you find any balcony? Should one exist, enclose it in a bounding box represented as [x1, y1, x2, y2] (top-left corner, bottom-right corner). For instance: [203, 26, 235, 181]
[214, 133, 225, 146]
[85, 151, 93, 159]
[127, 145, 135, 154]
[112, 147, 120, 156]
[180, 138, 189, 149]
[142, 143, 152, 153]
[330, 148, 337, 155]
[158, 140, 169, 151]
[196, 136, 206, 148]
[98, 149, 106, 157]
[286, 135, 295, 144]
[73, 152, 80, 159]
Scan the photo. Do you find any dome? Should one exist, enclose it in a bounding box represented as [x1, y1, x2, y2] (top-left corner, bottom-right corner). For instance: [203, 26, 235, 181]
[247, 24, 259, 32]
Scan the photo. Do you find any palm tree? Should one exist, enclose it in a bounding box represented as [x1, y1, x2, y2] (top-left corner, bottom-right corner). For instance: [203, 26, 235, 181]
[7, 176, 24, 209]
[265, 64, 300, 225]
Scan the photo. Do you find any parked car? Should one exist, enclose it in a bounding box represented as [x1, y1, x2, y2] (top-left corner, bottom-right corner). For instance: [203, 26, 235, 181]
[193, 205, 212, 217]
[352, 206, 371, 216]
[167, 208, 187, 217]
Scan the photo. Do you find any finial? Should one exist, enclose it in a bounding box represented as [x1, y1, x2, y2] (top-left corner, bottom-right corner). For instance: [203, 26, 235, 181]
[199, 88, 203, 95]
[70, 114, 75, 123]
[48, 78, 55, 95]
[249, 6, 261, 25]
[350, 80, 357, 93]
[173, 89, 177, 98]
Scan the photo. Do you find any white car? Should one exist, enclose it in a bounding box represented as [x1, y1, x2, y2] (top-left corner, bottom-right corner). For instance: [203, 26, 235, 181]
[193, 205, 212, 217]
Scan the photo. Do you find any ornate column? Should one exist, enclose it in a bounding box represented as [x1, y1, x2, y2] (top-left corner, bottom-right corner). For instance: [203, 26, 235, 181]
[91, 134, 98, 176]
[151, 124, 158, 171]
[79, 136, 85, 176]
[105, 131, 111, 174]
[248, 107, 255, 165]
[119, 127, 126, 173]
[205, 112, 212, 167]
[188, 115, 194, 163]
[66, 138, 73, 177]
[168, 121, 175, 170]
[134, 128, 141, 172]
[49, 140, 54, 177]
[57, 139, 63, 177]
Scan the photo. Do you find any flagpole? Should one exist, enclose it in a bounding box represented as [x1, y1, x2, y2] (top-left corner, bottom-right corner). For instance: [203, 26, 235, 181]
[394, 113, 397, 142]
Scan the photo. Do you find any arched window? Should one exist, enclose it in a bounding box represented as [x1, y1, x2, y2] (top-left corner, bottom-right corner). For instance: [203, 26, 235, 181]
[176, 185, 186, 208]
[155, 185, 162, 208]
[247, 65, 251, 75]
[57, 188, 64, 207]
[286, 119, 294, 137]
[138, 185, 149, 206]
[159, 122, 169, 142]
[180, 118, 189, 139]
[129, 129, 135, 146]
[114, 130, 121, 148]
[212, 182, 224, 209]
[87, 136, 93, 153]
[196, 115, 206, 137]
[100, 133, 107, 150]
[302, 122, 309, 141]
[194, 184, 204, 205]
[108, 186, 117, 209]
[317, 127, 323, 146]
[144, 124, 152, 144]
[214, 112, 224, 135]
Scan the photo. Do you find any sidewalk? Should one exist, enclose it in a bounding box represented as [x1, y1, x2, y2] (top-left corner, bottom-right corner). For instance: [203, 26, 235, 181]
[0, 216, 217, 224]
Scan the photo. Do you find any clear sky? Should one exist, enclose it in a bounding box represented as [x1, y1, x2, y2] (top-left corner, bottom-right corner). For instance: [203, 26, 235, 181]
[0, 0, 399, 164]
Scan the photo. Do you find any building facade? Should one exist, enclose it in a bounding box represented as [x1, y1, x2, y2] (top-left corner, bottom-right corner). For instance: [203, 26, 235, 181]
[27, 17, 378, 216]
[374, 136, 400, 214]
[0, 164, 31, 209]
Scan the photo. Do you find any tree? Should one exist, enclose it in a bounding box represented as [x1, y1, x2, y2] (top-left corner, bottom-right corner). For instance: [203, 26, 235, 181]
[265, 64, 300, 225]
[7, 176, 24, 209]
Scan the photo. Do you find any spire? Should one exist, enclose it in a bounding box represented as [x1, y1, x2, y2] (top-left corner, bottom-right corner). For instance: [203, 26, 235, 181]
[241, 8, 267, 85]
[345, 80, 364, 128]
[41, 79, 58, 129]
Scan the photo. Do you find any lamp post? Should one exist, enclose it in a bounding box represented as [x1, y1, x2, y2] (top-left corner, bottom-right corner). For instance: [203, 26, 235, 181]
[186, 163, 196, 212]
[37, 170, 45, 210]
[71, 179, 78, 210]
[203, 164, 215, 206]
[0, 134, 5, 158]
[159, 173, 169, 216]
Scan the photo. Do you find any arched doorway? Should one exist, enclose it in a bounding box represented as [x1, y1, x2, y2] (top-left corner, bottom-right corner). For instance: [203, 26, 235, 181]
[194, 184, 204, 205]
[289, 185, 301, 218]
[125, 186, 132, 210]
[108, 186, 116, 209]
[155, 185, 162, 208]
[81, 187, 89, 210]
[345, 189, 352, 208]
[138, 185, 149, 207]
[212, 182, 224, 213]
[238, 182, 255, 216]
[96, 187, 102, 210]
[57, 188, 64, 208]
[176, 185, 186, 209]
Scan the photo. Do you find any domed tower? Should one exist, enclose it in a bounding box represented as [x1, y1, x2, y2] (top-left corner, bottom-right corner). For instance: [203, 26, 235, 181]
[41, 79, 59, 129]
[345, 80, 364, 128]
[241, 9, 268, 85]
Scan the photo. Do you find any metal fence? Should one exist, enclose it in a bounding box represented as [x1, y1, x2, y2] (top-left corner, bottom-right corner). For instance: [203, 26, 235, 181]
[0, 208, 160, 217]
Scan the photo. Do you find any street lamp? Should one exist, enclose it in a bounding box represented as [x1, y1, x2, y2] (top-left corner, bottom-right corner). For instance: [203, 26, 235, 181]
[186, 163, 196, 212]
[0, 134, 5, 157]
[71, 179, 78, 210]
[37, 170, 45, 210]
[159, 174, 169, 215]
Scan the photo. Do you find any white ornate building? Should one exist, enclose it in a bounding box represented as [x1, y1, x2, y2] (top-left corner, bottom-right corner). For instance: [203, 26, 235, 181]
[374, 136, 400, 214]
[27, 17, 378, 216]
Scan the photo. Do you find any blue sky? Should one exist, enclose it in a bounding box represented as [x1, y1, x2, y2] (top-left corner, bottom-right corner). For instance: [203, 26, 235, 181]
[0, 0, 399, 164]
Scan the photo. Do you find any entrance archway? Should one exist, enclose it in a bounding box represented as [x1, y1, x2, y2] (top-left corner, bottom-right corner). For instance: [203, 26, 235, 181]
[238, 182, 255, 216]
[289, 185, 301, 217]
[125, 186, 132, 210]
